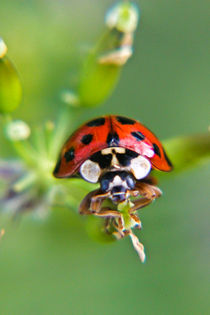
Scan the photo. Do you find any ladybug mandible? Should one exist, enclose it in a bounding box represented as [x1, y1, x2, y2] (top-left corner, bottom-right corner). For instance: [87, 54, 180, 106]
[53, 115, 172, 232]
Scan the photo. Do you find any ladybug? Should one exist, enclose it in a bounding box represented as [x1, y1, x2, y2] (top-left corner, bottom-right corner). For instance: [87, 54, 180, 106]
[53, 115, 172, 222]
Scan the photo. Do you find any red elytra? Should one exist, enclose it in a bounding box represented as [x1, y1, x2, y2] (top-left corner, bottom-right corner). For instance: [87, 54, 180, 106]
[53, 115, 172, 178]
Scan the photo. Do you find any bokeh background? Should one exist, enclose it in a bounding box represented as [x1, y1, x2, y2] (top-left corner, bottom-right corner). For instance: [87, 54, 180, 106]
[0, 0, 210, 314]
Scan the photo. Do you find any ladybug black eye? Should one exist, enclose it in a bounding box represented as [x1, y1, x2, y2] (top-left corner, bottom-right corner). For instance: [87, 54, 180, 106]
[101, 179, 109, 192]
[126, 175, 135, 189]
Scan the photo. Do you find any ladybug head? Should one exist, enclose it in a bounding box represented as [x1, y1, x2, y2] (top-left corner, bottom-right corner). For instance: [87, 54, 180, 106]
[100, 171, 136, 203]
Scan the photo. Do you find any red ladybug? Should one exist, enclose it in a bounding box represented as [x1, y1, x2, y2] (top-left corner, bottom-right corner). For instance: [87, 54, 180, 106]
[53, 115, 172, 219]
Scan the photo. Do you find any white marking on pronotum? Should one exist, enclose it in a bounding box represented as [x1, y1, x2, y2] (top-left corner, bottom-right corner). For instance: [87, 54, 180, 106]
[101, 147, 126, 155]
[111, 154, 120, 168]
[101, 147, 126, 168]
[129, 155, 151, 180]
[80, 160, 101, 183]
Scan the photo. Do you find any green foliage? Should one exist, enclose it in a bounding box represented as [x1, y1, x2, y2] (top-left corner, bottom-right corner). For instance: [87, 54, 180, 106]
[0, 0, 209, 250]
[0, 0, 210, 313]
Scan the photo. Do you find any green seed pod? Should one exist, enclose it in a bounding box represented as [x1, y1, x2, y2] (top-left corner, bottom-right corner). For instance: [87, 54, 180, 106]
[0, 53, 22, 114]
[78, 28, 130, 107]
[78, 52, 121, 107]
[77, 2, 140, 107]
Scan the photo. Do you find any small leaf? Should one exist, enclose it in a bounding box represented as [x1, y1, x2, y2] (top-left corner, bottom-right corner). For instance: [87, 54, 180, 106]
[0, 55, 22, 114]
[160, 133, 210, 175]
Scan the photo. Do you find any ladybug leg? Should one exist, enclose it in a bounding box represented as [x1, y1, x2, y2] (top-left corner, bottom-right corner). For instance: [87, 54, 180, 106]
[93, 208, 121, 218]
[90, 192, 111, 213]
[129, 183, 162, 213]
[135, 182, 162, 200]
[143, 175, 158, 186]
[129, 213, 142, 229]
[79, 189, 102, 215]
[104, 217, 124, 237]
[79, 189, 112, 215]
[129, 197, 153, 213]
[112, 216, 134, 239]
[112, 217, 127, 239]
[105, 213, 142, 238]
[104, 217, 112, 233]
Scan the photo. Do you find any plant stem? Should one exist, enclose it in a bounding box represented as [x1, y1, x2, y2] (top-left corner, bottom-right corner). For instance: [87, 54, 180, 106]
[12, 172, 37, 193]
[48, 107, 72, 160]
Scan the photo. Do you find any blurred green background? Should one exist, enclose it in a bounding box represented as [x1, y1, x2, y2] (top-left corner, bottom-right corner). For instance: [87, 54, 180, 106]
[0, 0, 210, 314]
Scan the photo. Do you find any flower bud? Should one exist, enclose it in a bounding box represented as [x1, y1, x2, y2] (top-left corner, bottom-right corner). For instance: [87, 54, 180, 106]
[105, 2, 140, 33]
[5, 120, 31, 141]
[60, 90, 80, 107]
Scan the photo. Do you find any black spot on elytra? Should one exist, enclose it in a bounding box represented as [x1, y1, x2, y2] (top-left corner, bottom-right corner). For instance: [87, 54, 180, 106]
[106, 132, 119, 146]
[53, 158, 61, 175]
[116, 149, 138, 167]
[116, 116, 135, 125]
[131, 131, 145, 141]
[153, 143, 161, 157]
[64, 147, 75, 162]
[81, 134, 93, 145]
[86, 117, 105, 127]
[90, 151, 112, 169]
[163, 149, 173, 167]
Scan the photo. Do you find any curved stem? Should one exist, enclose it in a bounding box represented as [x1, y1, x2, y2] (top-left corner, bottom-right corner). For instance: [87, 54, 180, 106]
[48, 107, 72, 160]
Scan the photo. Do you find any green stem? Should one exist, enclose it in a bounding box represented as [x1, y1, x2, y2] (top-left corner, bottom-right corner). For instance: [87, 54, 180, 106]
[48, 106, 83, 160]
[48, 107, 72, 160]
[12, 140, 39, 166]
[32, 126, 48, 160]
[1, 114, 40, 167]
[12, 172, 37, 193]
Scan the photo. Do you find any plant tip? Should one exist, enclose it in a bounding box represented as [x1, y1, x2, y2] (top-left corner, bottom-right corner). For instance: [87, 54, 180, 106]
[0, 38, 8, 58]
[105, 1, 140, 33]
